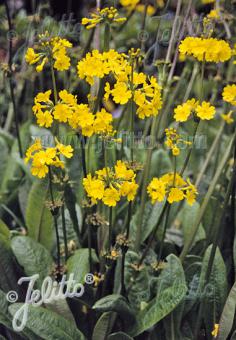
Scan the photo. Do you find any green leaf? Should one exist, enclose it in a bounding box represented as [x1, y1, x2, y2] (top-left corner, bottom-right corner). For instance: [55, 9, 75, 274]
[108, 332, 133, 340]
[0, 234, 22, 292]
[0, 137, 8, 185]
[25, 181, 54, 251]
[64, 183, 82, 242]
[177, 202, 206, 250]
[130, 201, 165, 244]
[198, 245, 228, 338]
[217, 282, 236, 340]
[93, 295, 135, 325]
[11, 236, 54, 287]
[58, 207, 80, 246]
[8, 304, 85, 340]
[129, 254, 187, 336]
[66, 248, 98, 283]
[124, 251, 151, 310]
[149, 149, 172, 179]
[0, 219, 10, 241]
[92, 312, 114, 340]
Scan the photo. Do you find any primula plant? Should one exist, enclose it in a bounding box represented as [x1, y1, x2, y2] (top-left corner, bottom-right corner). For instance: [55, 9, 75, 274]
[0, 1, 236, 339]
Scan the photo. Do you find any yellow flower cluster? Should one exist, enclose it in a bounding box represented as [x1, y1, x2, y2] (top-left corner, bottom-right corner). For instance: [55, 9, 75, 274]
[32, 90, 113, 137]
[25, 139, 73, 178]
[83, 161, 138, 206]
[25, 33, 72, 72]
[82, 7, 126, 29]
[120, 0, 155, 15]
[77, 49, 162, 119]
[106, 73, 162, 119]
[174, 99, 216, 122]
[221, 111, 234, 124]
[222, 84, 236, 106]
[77, 49, 129, 85]
[165, 128, 192, 156]
[179, 37, 231, 62]
[207, 9, 220, 19]
[147, 173, 198, 206]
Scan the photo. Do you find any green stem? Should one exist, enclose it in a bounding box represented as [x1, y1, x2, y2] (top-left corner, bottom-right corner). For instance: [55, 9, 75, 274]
[61, 204, 68, 261]
[134, 115, 158, 251]
[82, 28, 95, 58]
[48, 167, 60, 269]
[130, 62, 135, 162]
[121, 201, 132, 296]
[79, 134, 87, 177]
[50, 64, 58, 103]
[180, 121, 200, 176]
[93, 23, 110, 113]
[140, 0, 148, 51]
[157, 203, 171, 264]
[103, 23, 110, 52]
[108, 207, 113, 250]
[121, 249, 126, 296]
[180, 59, 205, 176]
[88, 222, 92, 273]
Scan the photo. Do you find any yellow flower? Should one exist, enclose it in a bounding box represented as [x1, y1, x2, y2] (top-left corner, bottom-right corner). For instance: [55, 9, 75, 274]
[221, 111, 234, 124]
[120, 181, 138, 201]
[53, 103, 72, 123]
[147, 178, 166, 203]
[222, 84, 236, 105]
[83, 174, 105, 201]
[174, 99, 198, 122]
[36, 57, 48, 72]
[25, 140, 73, 178]
[207, 9, 219, 19]
[185, 179, 198, 206]
[83, 161, 139, 206]
[136, 4, 155, 16]
[115, 161, 134, 180]
[165, 128, 191, 156]
[93, 109, 113, 135]
[25, 48, 41, 64]
[179, 37, 231, 62]
[147, 173, 197, 205]
[111, 81, 132, 104]
[211, 324, 219, 338]
[56, 142, 73, 158]
[36, 110, 53, 128]
[25, 34, 72, 72]
[196, 101, 216, 120]
[167, 188, 185, 203]
[82, 7, 126, 30]
[24, 138, 42, 163]
[102, 186, 121, 207]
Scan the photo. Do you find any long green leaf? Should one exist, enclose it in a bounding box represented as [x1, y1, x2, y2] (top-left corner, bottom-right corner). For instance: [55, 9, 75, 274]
[9, 304, 85, 340]
[66, 248, 98, 283]
[217, 282, 236, 340]
[129, 254, 187, 336]
[25, 181, 54, 251]
[11, 236, 54, 287]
